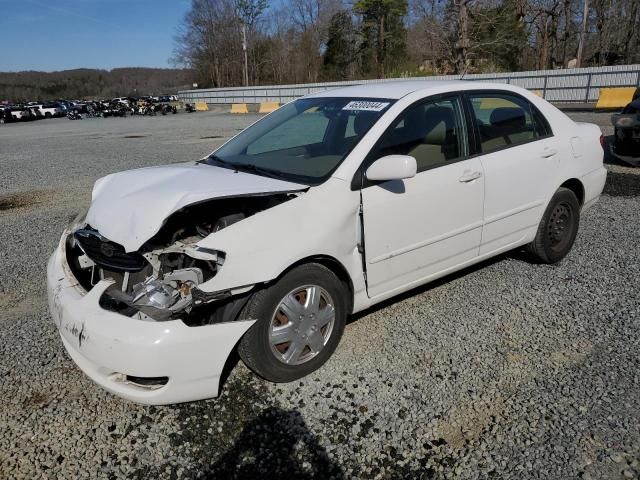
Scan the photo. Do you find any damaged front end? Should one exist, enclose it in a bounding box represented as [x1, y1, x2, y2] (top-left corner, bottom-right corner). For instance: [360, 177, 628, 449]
[65, 193, 296, 326]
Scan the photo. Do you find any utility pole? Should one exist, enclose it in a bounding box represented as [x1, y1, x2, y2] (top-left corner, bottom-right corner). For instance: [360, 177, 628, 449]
[576, 0, 589, 68]
[242, 23, 249, 87]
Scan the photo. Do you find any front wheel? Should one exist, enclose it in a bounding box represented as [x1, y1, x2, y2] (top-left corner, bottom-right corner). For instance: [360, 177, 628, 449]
[526, 187, 580, 264]
[237, 263, 347, 383]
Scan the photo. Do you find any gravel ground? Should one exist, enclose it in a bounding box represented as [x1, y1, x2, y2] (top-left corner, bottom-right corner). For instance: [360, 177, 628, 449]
[0, 111, 638, 480]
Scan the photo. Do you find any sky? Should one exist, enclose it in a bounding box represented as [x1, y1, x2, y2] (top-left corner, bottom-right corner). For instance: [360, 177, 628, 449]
[0, 0, 192, 72]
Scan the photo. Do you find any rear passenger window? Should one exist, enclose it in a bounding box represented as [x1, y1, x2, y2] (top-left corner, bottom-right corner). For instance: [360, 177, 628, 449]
[469, 94, 546, 153]
[371, 97, 466, 173]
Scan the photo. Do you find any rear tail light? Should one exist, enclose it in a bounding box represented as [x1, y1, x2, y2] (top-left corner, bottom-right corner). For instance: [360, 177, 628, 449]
[599, 134, 605, 149]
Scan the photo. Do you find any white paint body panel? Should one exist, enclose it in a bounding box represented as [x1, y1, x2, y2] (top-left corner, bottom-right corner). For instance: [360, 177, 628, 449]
[362, 158, 484, 298]
[85, 163, 306, 252]
[47, 80, 607, 404]
[195, 177, 367, 305]
[365, 154, 417, 181]
[47, 236, 255, 405]
[477, 136, 561, 255]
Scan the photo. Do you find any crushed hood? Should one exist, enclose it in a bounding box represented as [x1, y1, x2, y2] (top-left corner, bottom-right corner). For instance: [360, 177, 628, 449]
[85, 162, 307, 252]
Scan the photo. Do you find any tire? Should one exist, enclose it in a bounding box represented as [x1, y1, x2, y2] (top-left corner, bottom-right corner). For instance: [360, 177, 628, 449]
[237, 263, 348, 383]
[526, 187, 580, 264]
[45, 112, 51, 118]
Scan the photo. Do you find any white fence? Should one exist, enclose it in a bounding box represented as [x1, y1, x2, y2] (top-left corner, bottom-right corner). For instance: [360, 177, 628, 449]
[179, 64, 640, 105]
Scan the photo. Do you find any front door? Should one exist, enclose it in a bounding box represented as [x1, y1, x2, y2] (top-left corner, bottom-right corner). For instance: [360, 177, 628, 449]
[360, 95, 485, 299]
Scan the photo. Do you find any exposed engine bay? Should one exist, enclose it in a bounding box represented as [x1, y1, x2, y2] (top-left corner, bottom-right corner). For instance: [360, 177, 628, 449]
[65, 193, 297, 325]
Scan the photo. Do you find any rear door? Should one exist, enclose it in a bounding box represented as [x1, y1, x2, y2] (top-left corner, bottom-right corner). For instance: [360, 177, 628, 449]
[465, 92, 558, 255]
[360, 95, 485, 298]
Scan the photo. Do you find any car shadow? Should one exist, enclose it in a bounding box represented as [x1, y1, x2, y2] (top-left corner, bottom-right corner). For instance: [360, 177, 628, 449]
[202, 407, 344, 479]
[219, 346, 242, 391]
[348, 250, 528, 324]
[379, 179, 406, 194]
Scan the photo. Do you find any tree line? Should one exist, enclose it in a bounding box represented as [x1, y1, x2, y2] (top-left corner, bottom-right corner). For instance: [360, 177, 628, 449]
[0, 68, 194, 102]
[173, 0, 640, 88]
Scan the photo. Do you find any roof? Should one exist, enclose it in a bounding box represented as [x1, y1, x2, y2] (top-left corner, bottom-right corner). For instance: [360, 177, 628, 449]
[307, 80, 482, 100]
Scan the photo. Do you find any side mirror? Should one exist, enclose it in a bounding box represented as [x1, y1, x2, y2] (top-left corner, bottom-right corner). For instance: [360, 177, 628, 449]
[365, 155, 417, 182]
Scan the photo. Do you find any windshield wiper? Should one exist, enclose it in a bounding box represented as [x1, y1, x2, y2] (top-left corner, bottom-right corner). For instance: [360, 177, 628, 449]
[198, 154, 231, 166]
[230, 163, 288, 180]
[200, 155, 288, 180]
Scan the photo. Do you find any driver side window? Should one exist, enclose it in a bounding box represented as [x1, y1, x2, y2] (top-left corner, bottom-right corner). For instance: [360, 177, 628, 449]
[371, 96, 467, 173]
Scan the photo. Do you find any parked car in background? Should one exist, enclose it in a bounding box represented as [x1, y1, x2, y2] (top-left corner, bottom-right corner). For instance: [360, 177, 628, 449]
[8, 106, 31, 121]
[48, 81, 606, 405]
[0, 106, 13, 123]
[70, 101, 88, 113]
[26, 106, 44, 120]
[32, 103, 63, 118]
[53, 101, 71, 114]
[611, 91, 640, 161]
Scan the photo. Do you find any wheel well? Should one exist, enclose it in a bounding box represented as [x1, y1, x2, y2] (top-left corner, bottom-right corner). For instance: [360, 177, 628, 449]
[279, 256, 355, 314]
[560, 178, 584, 206]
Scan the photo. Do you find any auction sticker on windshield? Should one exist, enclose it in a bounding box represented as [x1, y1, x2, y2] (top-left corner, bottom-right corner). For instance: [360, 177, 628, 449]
[342, 101, 390, 112]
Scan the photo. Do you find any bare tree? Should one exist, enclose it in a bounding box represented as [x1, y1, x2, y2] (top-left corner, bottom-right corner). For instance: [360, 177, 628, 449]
[172, 0, 638, 88]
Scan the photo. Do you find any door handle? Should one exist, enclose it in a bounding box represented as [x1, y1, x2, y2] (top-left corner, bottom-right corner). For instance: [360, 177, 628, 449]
[458, 171, 482, 183]
[541, 147, 558, 158]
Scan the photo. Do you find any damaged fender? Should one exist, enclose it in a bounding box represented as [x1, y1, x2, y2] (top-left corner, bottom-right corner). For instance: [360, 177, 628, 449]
[194, 177, 368, 312]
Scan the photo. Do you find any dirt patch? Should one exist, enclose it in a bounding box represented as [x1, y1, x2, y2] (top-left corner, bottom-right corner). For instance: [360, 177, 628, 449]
[200, 135, 223, 139]
[123, 134, 148, 139]
[0, 190, 54, 211]
[24, 391, 49, 407]
[0, 290, 47, 321]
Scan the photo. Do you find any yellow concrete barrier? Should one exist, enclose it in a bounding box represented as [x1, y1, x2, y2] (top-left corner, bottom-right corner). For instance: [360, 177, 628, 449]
[258, 102, 279, 113]
[596, 87, 636, 109]
[478, 97, 517, 109]
[230, 103, 249, 114]
[195, 101, 209, 111]
[533, 90, 543, 97]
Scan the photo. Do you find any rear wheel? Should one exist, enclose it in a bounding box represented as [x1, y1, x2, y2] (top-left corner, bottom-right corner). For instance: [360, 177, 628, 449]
[526, 187, 580, 264]
[237, 263, 347, 383]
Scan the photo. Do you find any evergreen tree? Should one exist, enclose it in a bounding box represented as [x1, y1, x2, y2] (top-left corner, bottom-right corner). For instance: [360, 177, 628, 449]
[323, 11, 358, 80]
[354, 0, 408, 78]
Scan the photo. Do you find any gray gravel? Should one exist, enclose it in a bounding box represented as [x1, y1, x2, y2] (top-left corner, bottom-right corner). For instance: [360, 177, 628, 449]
[0, 112, 639, 479]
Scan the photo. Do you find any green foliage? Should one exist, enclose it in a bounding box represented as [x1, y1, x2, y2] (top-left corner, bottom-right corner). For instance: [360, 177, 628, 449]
[323, 11, 358, 80]
[470, 0, 527, 72]
[354, 0, 408, 77]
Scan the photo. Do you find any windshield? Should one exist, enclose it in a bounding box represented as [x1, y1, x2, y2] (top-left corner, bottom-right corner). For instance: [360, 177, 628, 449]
[206, 97, 394, 184]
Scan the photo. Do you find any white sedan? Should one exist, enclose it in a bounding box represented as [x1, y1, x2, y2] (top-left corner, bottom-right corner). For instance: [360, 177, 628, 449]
[47, 80, 607, 404]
